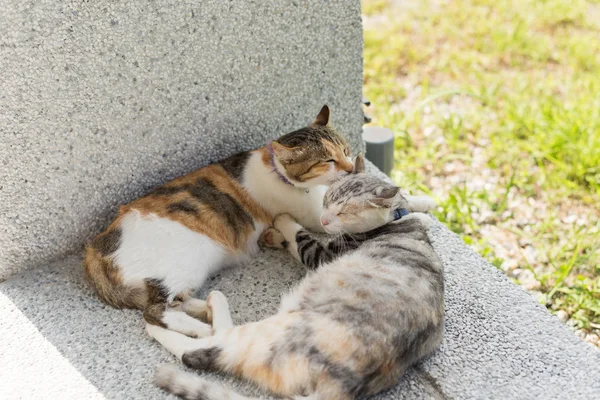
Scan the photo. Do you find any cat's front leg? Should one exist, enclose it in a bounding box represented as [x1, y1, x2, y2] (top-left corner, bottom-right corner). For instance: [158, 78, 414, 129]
[272, 214, 303, 262]
[405, 195, 436, 213]
[274, 214, 341, 269]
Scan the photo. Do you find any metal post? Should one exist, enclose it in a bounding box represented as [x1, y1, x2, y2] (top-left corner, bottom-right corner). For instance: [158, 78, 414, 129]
[362, 126, 395, 177]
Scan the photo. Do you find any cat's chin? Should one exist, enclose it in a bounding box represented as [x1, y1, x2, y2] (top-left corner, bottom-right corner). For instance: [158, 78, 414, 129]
[323, 225, 346, 235]
[323, 226, 337, 234]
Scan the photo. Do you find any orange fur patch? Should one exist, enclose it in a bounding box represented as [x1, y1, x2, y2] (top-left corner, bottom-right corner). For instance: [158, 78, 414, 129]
[323, 140, 353, 173]
[121, 163, 271, 252]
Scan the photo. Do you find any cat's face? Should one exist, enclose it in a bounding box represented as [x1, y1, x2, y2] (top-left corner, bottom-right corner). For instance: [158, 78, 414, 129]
[320, 155, 402, 234]
[270, 106, 353, 187]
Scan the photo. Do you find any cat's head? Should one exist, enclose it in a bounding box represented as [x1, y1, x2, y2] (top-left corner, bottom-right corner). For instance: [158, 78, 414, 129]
[270, 106, 353, 187]
[320, 154, 408, 233]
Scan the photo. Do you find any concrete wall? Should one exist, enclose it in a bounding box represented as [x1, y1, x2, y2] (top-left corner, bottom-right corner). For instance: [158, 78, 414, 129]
[0, 0, 364, 279]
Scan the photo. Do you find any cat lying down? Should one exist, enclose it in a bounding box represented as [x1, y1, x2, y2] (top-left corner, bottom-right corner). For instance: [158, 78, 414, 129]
[148, 155, 444, 400]
[84, 106, 355, 336]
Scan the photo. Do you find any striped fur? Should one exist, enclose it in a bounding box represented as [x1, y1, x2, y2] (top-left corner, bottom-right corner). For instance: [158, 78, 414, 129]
[148, 168, 444, 400]
[84, 106, 353, 336]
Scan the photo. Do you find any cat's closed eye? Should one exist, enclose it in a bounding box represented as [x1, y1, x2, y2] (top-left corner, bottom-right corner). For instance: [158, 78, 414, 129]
[326, 159, 335, 163]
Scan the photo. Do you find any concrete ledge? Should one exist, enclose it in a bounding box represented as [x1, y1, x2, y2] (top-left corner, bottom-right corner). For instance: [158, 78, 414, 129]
[0, 0, 364, 278]
[2, 162, 598, 399]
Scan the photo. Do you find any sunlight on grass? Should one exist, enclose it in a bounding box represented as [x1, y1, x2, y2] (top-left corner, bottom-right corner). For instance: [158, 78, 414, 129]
[363, 0, 600, 339]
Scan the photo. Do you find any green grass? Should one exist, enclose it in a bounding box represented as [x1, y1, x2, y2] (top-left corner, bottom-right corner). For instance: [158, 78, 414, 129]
[363, 0, 600, 334]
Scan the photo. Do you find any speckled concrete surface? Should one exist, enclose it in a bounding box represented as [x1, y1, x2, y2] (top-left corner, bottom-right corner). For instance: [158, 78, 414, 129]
[2, 162, 599, 399]
[0, 0, 364, 279]
[2, 1, 599, 398]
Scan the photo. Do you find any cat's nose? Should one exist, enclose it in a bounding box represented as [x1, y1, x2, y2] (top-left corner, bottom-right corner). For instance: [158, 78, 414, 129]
[320, 217, 330, 226]
[338, 158, 353, 174]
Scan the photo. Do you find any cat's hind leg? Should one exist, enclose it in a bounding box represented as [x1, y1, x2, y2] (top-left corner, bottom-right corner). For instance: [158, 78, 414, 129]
[146, 324, 204, 360]
[180, 314, 312, 397]
[144, 280, 212, 338]
[181, 298, 210, 322]
[146, 290, 233, 359]
[149, 312, 349, 400]
[167, 290, 211, 322]
[206, 290, 234, 332]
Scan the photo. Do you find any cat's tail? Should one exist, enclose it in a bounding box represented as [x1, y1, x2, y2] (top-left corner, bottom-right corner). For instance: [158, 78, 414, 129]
[155, 364, 257, 400]
[84, 245, 147, 310]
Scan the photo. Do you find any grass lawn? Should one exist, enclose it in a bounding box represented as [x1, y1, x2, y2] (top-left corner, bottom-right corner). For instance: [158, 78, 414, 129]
[362, 0, 600, 347]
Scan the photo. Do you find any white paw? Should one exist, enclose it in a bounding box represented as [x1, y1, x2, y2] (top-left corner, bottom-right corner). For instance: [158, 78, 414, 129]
[146, 322, 165, 339]
[404, 212, 433, 229]
[161, 311, 213, 338]
[259, 227, 287, 249]
[407, 195, 436, 213]
[206, 291, 229, 313]
[206, 290, 229, 327]
[273, 214, 302, 240]
[182, 298, 210, 322]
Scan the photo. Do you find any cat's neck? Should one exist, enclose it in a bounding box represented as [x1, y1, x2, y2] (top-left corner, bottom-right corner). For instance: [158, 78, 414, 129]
[241, 148, 326, 230]
[243, 147, 317, 195]
[265, 143, 297, 188]
[254, 146, 311, 191]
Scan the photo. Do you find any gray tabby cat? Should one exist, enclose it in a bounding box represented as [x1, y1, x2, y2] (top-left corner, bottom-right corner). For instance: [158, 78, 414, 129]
[146, 155, 444, 400]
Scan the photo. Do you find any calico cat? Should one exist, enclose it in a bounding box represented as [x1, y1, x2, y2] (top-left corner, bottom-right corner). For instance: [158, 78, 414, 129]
[147, 155, 444, 400]
[84, 106, 353, 337]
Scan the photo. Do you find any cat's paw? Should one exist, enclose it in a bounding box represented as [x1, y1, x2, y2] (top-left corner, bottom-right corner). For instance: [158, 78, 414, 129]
[259, 227, 287, 249]
[406, 195, 436, 213]
[206, 291, 228, 319]
[274, 214, 303, 243]
[182, 298, 210, 322]
[146, 322, 165, 339]
[404, 212, 433, 229]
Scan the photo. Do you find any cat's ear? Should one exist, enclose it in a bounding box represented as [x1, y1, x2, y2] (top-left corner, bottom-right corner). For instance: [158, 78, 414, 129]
[314, 105, 330, 126]
[353, 153, 365, 174]
[271, 141, 295, 161]
[375, 186, 400, 199]
[369, 186, 400, 208]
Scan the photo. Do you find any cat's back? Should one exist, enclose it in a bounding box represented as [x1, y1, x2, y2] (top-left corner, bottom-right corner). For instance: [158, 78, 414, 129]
[83, 150, 272, 308]
[287, 216, 444, 396]
[119, 153, 272, 251]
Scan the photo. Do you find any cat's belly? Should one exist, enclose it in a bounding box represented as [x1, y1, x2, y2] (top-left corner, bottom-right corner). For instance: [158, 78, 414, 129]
[230, 221, 267, 264]
[114, 211, 254, 297]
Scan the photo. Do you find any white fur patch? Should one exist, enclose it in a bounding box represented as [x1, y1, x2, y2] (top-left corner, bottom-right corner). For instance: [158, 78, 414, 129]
[161, 310, 212, 338]
[114, 211, 230, 297]
[273, 214, 303, 262]
[181, 298, 209, 319]
[405, 195, 436, 212]
[242, 151, 328, 232]
[207, 291, 234, 332]
[402, 212, 433, 229]
[146, 323, 204, 360]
